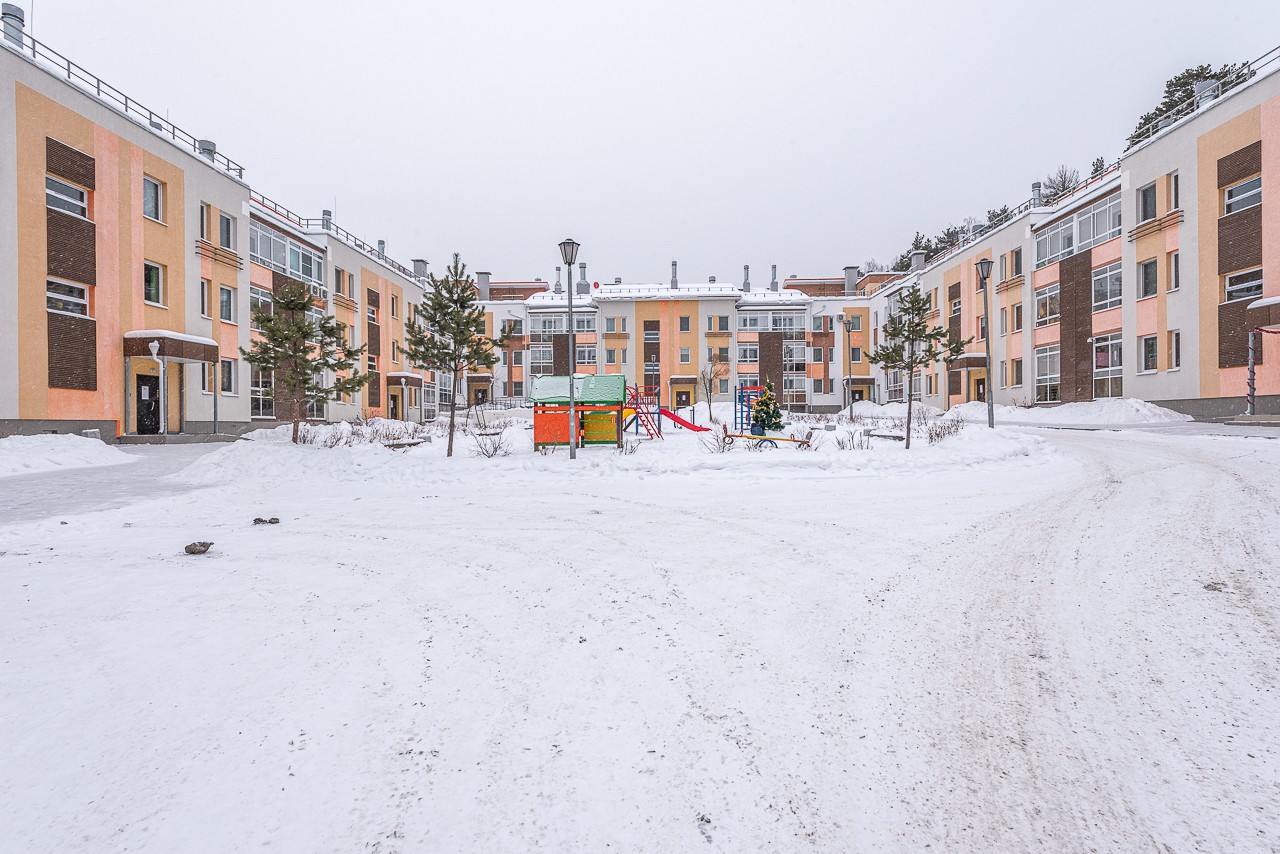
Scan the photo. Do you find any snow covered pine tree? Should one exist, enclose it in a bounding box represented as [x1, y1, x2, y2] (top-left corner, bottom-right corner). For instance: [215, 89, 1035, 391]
[751, 381, 784, 433]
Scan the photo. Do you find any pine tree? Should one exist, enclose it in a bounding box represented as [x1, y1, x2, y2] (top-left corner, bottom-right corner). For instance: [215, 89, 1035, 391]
[403, 253, 512, 457]
[1126, 62, 1252, 150]
[240, 278, 369, 444]
[869, 287, 970, 449]
[751, 381, 784, 433]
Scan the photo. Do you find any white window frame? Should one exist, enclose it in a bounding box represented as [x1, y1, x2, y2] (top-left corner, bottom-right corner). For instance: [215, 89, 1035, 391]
[250, 366, 274, 418]
[1168, 252, 1180, 292]
[576, 346, 596, 365]
[1093, 333, 1123, 397]
[249, 286, 272, 331]
[1223, 176, 1261, 216]
[1137, 182, 1157, 223]
[605, 348, 617, 365]
[142, 176, 164, 223]
[143, 261, 165, 306]
[1092, 262, 1123, 311]
[220, 358, 238, 395]
[1035, 345, 1061, 403]
[199, 202, 210, 240]
[1169, 330, 1182, 370]
[219, 213, 235, 250]
[46, 175, 89, 219]
[199, 278, 211, 318]
[219, 285, 235, 323]
[850, 346, 862, 363]
[1012, 302, 1024, 332]
[46, 278, 89, 317]
[679, 347, 690, 364]
[1011, 358, 1024, 388]
[606, 316, 617, 333]
[738, 344, 759, 363]
[1034, 284, 1060, 327]
[849, 315, 862, 332]
[1138, 259, 1159, 300]
[1224, 268, 1263, 304]
[1140, 335, 1159, 374]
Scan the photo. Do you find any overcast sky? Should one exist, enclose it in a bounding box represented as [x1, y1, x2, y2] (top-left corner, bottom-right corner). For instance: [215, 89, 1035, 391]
[26, 0, 1280, 284]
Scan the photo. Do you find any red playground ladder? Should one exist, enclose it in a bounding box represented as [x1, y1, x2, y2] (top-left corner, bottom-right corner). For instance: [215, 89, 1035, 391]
[627, 385, 662, 439]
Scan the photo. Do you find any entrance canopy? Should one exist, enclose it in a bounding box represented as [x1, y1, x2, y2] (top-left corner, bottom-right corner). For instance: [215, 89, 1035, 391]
[123, 330, 218, 364]
[529, 374, 626, 405]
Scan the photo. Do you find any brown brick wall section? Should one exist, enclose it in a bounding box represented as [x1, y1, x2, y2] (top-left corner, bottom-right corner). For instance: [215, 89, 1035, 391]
[367, 371, 381, 407]
[367, 320, 381, 355]
[553, 333, 571, 375]
[47, 208, 96, 285]
[758, 331, 783, 388]
[366, 288, 380, 309]
[1218, 301, 1278, 368]
[1218, 141, 1262, 188]
[1218, 204, 1263, 275]
[948, 370, 961, 396]
[271, 271, 291, 293]
[1058, 252, 1094, 403]
[46, 138, 95, 190]
[947, 283, 962, 344]
[47, 312, 97, 390]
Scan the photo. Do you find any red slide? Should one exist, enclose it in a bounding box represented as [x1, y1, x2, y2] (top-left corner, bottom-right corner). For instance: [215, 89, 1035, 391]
[659, 408, 710, 432]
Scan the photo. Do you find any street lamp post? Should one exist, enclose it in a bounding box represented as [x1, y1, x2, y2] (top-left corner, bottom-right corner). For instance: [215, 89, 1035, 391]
[840, 313, 857, 411]
[559, 238, 580, 459]
[974, 258, 995, 429]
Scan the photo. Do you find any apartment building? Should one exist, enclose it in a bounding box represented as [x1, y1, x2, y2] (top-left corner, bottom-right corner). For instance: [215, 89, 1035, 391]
[0, 7, 435, 439]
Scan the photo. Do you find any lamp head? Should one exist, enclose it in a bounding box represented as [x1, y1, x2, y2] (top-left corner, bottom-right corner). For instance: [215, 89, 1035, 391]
[148, 340, 160, 358]
[975, 258, 994, 282]
[558, 238, 580, 266]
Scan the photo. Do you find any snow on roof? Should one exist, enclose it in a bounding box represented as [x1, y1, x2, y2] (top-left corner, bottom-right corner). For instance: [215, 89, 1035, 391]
[123, 330, 218, 347]
[529, 374, 627, 405]
[590, 282, 745, 301]
[1248, 295, 1280, 310]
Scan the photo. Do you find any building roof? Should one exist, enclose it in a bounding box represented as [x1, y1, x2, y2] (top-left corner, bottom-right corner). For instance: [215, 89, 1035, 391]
[529, 374, 627, 405]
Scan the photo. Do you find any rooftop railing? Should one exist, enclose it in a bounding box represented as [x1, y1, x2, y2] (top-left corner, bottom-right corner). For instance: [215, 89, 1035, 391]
[2, 29, 246, 179]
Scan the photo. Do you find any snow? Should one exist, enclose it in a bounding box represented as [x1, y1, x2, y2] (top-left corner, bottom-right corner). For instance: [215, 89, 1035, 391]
[0, 432, 136, 479]
[843, 400, 943, 419]
[947, 397, 1193, 425]
[123, 329, 219, 347]
[2, 426, 1279, 850]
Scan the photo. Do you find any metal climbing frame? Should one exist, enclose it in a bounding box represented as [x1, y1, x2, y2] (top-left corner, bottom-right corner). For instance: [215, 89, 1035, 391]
[627, 385, 663, 439]
[735, 385, 763, 431]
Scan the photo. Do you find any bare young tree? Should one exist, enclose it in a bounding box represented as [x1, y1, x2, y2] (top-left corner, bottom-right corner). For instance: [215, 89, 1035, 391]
[697, 353, 729, 422]
[1042, 164, 1081, 202]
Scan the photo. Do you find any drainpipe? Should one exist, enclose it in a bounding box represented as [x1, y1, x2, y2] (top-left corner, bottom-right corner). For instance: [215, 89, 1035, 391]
[148, 341, 166, 435]
[212, 359, 219, 434]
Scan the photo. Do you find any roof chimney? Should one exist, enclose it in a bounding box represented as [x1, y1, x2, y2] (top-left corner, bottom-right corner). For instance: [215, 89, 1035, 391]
[197, 139, 217, 161]
[708, 275, 716, 284]
[770, 264, 778, 291]
[376, 240, 386, 258]
[1194, 79, 1220, 106]
[743, 265, 750, 292]
[321, 209, 333, 230]
[577, 262, 588, 296]
[412, 259, 429, 279]
[670, 261, 678, 289]
[554, 266, 562, 294]
[843, 265, 861, 294]
[1031, 181, 1043, 206]
[1, 4, 24, 47]
[614, 277, 622, 285]
[910, 250, 927, 271]
[476, 271, 491, 300]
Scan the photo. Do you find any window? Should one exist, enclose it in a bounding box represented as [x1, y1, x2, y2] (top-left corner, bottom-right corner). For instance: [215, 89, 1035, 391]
[1223, 176, 1261, 215]
[926, 374, 935, 396]
[576, 346, 596, 365]
[46, 279, 88, 316]
[574, 315, 595, 332]
[249, 286, 272, 330]
[679, 347, 690, 364]
[1093, 333, 1123, 397]
[367, 355, 378, 373]
[829, 347, 835, 363]
[46, 176, 88, 218]
[249, 221, 321, 286]
[1012, 303, 1024, 331]
[718, 378, 729, 394]
[143, 176, 163, 221]
[999, 360, 1007, 388]
[507, 319, 523, 335]
[812, 316, 824, 332]
[619, 317, 628, 333]
[951, 298, 962, 316]
[606, 348, 617, 365]
[392, 341, 400, 363]
[1035, 193, 1121, 267]
[783, 342, 806, 372]
[999, 254, 1007, 283]
[718, 315, 729, 332]
[1035, 218, 1075, 267]
[199, 279, 211, 317]
[368, 306, 378, 324]
[1034, 284, 1060, 327]
[621, 348, 627, 364]
[1224, 268, 1263, 303]
[1139, 259, 1158, 299]
[1168, 252, 1180, 292]
[848, 315, 862, 332]
[812, 347, 824, 363]
[1140, 335, 1159, 373]
[219, 286, 235, 322]
[606, 316, 616, 333]
[333, 267, 345, 297]
[1169, 330, 1181, 369]
[1012, 247, 1023, 277]
[1000, 307, 1007, 335]
[1137, 182, 1157, 223]
[738, 313, 761, 329]
[1012, 358, 1024, 387]
[530, 345, 553, 374]
[1035, 345, 1061, 402]
[886, 370, 904, 402]
[679, 315, 690, 332]
[739, 374, 759, 388]
[512, 381, 524, 398]
[219, 213, 235, 250]
[390, 295, 398, 319]
[199, 203, 210, 240]
[850, 346, 862, 363]
[813, 377, 823, 393]
[512, 351, 523, 366]
[143, 262, 164, 305]
[738, 344, 759, 363]
[1092, 262, 1123, 310]
[1170, 172, 1180, 210]
[250, 366, 274, 418]
[220, 358, 237, 394]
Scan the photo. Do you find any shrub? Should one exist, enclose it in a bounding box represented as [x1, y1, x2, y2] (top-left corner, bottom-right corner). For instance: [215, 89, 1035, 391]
[699, 424, 734, 454]
[926, 417, 965, 444]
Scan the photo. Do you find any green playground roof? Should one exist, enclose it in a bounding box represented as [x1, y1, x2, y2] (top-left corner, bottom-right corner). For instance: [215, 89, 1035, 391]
[529, 374, 627, 405]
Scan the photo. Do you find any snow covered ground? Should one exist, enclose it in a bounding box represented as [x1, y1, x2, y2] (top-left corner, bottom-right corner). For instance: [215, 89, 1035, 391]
[1, 424, 1278, 851]
[0, 432, 137, 479]
[947, 396, 1193, 425]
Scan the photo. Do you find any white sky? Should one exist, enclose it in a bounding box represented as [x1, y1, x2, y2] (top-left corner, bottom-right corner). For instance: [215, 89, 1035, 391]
[24, 0, 1280, 283]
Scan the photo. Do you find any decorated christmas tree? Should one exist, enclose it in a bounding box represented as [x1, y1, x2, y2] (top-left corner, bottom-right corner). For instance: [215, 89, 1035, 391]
[751, 381, 784, 432]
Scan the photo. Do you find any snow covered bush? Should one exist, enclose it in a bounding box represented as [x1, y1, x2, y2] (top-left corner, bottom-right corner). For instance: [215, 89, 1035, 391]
[834, 431, 870, 451]
[699, 424, 734, 454]
[294, 417, 432, 447]
[471, 430, 512, 458]
[926, 417, 965, 444]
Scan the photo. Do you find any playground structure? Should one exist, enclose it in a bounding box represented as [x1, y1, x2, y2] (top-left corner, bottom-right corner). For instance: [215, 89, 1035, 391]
[734, 385, 763, 431]
[624, 385, 710, 439]
[530, 375, 627, 449]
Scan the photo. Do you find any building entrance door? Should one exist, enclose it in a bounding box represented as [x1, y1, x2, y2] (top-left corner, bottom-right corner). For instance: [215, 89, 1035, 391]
[472, 387, 489, 406]
[389, 393, 400, 421]
[974, 377, 987, 402]
[675, 390, 691, 408]
[136, 375, 161, 434]
[851, 389, 865, 402]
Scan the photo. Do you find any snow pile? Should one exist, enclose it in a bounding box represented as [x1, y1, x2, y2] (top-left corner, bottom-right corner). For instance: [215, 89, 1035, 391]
[245, 417, 436, 446]
[947, 398, 1192, 425]
[844, 400, 943, 419]
[0, 433, 136, 479]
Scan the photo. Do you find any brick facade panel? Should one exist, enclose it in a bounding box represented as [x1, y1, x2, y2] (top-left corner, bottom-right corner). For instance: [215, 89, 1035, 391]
[1058, 252, 1094, 403]
[46, 138, 96, 190]
[1219, 301, 1274, 368]
[47, 208, 96, 285]
[1218, 205, 1262, 275]
[1217, 141, 1262, 188]
[758, 331, 783, 388]
[47, 312, 97, 390]
[367, 371, 381, 407]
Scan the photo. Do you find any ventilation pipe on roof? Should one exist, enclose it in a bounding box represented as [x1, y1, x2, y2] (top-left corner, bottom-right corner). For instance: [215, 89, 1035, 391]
[1194, 79, 1220, 106]
[1, 4, 24, 47]
[376, 240, 386, 259]
[910, 250, 927, 271]
[197, 140, 217, 162]
[577, 262, 588, 296]
[743, 265, 750, 292]
[670, 261, 678, 289]
[614, 277, 622, 285]
[1031, 181, 1043, 207]
[554, 266, 562, 294]
[412, 259, 429, 279]
[476, 272, 491, 300]
[843, 265, 861, 294]
[708, 275, 716, 284]
[321, 209, 333, 230]
[770, 265, 778, 291]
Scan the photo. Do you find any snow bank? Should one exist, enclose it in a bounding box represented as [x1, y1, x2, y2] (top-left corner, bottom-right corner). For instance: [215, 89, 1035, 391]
[0, 433, 136, 479]
[947, 398, 1192, 425]
[843, 401, 943, 419]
